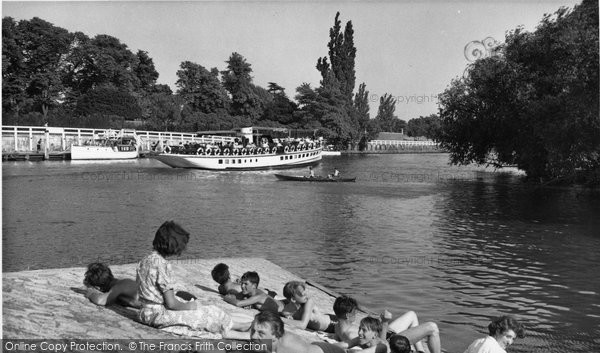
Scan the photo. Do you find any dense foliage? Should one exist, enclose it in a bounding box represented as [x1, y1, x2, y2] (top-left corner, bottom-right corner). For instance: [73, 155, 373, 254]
[438, 0, 599, 185]
[406, 114, 441, 140]
[4, 13, 436, 146]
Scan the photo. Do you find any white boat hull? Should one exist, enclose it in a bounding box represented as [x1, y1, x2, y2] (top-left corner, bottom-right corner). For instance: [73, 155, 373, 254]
[70, 146, 139, 160]
[155, 148, 322, 170]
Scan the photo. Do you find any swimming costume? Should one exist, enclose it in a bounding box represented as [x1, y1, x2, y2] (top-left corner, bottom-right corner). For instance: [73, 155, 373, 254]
[258, 295, 282, 314]
[311, 341, 346, 353]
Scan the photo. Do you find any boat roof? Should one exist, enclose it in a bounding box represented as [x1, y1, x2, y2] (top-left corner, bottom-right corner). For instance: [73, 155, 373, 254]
[196, 126, 318, 137]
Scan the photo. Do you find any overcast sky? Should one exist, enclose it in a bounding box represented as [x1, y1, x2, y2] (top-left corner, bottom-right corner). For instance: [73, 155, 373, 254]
[2, 0, 581, 120]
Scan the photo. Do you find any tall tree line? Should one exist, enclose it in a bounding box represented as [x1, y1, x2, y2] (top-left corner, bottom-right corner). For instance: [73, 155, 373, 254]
[2, 14, 412, 148]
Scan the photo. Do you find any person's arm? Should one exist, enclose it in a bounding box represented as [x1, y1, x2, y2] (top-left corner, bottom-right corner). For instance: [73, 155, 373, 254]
[295, 298, 316, 330]
[350, 342, 389, 353]
[380, 310, 392, 340]
[163, 289, 197, 310]
[85, 287, 109, 306]
[223, 293, 263, 307]
[334, 336, 358, 349]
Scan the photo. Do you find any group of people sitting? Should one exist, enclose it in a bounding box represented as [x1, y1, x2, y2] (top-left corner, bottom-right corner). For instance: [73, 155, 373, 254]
[82, 220, 525, 353]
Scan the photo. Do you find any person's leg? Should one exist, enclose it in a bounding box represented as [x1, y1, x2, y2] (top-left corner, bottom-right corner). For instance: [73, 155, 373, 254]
[399, 322, 440, 353]
[229, 312, 254, 331]
[388, 311, 419, 332]
[388, 311, 425, 352]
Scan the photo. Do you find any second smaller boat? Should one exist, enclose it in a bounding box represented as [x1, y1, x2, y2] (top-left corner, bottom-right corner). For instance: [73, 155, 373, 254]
[274, 174, 356, 182]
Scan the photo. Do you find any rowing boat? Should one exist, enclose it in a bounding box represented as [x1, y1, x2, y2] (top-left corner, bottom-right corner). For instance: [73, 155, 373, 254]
[274, 174, 356, 182]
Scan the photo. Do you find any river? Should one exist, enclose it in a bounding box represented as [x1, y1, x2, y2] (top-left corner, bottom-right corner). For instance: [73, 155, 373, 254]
[2, 153, 599, 352]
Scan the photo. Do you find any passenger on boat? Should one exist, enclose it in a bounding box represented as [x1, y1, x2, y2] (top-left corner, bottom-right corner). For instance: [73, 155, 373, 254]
[332, 295, 440, 353]
[211, 263, 241, 297]
[222, 271, 285, 314]
[463, 316, 525, 353]
[250, 311, 345, 353]
[136, 221, 252, 337]
[328, 168, 340, 179]
[83, 262, 140, 308]
[281, 281, 336, 333]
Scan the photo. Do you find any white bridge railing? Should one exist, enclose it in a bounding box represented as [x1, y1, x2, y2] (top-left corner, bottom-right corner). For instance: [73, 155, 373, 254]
[1, 125, 235, 153]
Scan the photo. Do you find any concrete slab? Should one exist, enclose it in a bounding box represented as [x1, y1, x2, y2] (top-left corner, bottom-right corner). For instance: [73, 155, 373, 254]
[2, 258, 342, 342]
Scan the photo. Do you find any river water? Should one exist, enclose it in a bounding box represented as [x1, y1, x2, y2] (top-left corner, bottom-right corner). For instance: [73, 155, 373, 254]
[2, 154, 599, 352]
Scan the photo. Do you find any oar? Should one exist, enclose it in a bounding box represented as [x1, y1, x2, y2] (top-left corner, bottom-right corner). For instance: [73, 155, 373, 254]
[305, 279, 379, 316]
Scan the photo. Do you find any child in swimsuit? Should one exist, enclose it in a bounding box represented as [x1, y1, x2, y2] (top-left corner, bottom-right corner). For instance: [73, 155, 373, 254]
[282, 281, 336, 333]
[346, 316, 389, 353]
[83, 262, 140, 308]
[333, 294, 440, 353]
[222, 271, 285, 314]
[211, 263, 241, 296]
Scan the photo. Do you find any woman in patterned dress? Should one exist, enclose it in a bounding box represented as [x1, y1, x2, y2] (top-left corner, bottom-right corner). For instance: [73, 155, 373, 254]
[136, 220, 251, 336]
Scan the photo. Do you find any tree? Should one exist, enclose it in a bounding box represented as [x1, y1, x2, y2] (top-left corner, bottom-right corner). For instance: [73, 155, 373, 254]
[438, 0, 599, 184]
[134, 50, 159, 93]
[406, 114, 442, 139]
[176, 61, 231, 114]
[65, 34, 140, 94]
[2, 17, 72, 120]
[303, 12, 359, 148]
[375, 94, 397, 131]
[354, 83, 370, 149]
[261, 82, 299, 126]
[317, 12, 356, 101]
[221, 52, 266, 122]
[74, 87, 142, 120]
[295, 79, 354, 148]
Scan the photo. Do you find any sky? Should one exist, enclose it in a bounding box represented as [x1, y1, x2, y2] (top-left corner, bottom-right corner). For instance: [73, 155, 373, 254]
[2, 0, 582, 121]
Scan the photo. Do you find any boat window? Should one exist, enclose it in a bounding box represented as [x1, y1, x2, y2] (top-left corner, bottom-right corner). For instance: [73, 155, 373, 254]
[232, 159, 235, 164]
[225, 159, 229, 164]
[280, 157, 284, 160]
[218, 159, 223, 164]
[238, 159, 242, 164]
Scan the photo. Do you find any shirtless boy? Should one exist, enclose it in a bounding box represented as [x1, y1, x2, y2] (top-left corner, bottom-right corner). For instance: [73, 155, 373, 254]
[282, 281, 336, 332]
[211, 263, 240, 296]
[223, 271, 285, 314]
[332, 295, 441, 353]
[83, 262, 140, 308]
[250, 311, 345, 353]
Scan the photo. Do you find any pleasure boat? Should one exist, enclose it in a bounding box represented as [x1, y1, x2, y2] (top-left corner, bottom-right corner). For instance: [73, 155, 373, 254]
[154, 127, 323, 170]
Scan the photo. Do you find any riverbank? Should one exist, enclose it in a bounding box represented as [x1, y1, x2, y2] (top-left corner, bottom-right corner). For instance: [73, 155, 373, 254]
[341, 149, 445, 154]
[2, 258, 346, 342]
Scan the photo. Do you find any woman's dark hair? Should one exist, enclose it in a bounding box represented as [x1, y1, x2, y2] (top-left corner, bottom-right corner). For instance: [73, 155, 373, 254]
[488, 315, 526, 338]
[253, 311, 285, 338]
[211, 263, 230, 284]
[152, 220, 190, 257]
[388, 334, 411, 353]
[83, 262, 114, 292]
